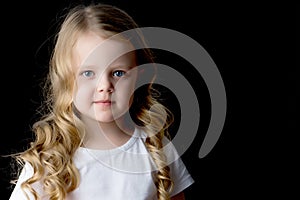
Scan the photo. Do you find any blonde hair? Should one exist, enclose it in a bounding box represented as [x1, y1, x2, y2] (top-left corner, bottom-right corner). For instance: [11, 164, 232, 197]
[12, 3, 174, 200]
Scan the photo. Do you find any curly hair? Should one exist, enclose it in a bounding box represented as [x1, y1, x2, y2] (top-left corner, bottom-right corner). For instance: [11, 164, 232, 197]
[13, 3, 174, 200]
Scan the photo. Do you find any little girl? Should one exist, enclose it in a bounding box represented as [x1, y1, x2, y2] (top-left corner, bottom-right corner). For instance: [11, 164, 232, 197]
[9, 3, 194, 200]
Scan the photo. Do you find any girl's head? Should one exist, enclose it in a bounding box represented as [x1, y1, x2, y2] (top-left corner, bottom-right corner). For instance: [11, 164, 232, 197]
[49, 3, 155, 125]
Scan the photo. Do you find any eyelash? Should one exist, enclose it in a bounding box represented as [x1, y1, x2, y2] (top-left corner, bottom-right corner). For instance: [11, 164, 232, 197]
[80, 70, 126, 78]
[112, 70, 126, 77]
[81, 70, 95, 78]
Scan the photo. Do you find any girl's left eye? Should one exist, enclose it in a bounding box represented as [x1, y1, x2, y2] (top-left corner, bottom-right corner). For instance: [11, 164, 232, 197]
[112, 70, 126, 77]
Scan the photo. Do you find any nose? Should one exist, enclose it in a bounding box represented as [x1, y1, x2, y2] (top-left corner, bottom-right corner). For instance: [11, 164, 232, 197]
[97, 75, 114, 93]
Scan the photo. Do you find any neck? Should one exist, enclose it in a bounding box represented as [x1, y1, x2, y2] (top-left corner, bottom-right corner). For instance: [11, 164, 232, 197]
[80, 115, 134, 150]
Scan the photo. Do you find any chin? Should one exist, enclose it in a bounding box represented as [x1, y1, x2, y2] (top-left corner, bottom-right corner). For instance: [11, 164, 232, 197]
[95, 117, 115, 123]
[95, 110, 128, 123]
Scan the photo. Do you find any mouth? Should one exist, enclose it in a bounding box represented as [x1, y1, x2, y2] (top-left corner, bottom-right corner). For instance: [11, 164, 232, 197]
[93, 100, 113, 106]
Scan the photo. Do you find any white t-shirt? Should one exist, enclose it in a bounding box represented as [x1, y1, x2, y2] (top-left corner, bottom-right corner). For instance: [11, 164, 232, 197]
[9, 128, 194, 200]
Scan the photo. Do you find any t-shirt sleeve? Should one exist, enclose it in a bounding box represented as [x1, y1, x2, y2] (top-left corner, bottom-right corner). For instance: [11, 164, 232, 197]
[9, 162, 35, 200]
[162, 137, 195, 197]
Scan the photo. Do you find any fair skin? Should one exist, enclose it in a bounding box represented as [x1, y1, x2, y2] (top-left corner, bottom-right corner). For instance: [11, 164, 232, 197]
[72, 31, 137, 149]
[72, 30, 185, 199]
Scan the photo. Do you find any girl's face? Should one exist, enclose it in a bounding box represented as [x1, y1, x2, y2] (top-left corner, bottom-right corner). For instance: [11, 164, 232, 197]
[72, 31, 138, 123]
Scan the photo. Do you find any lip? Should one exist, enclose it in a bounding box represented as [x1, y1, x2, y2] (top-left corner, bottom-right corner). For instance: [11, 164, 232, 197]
[93, 100, 113, 105]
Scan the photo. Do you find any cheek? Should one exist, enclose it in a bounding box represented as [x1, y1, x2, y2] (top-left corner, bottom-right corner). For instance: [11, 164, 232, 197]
[115, 79, 137, 105]
[73, 81, 95, 109]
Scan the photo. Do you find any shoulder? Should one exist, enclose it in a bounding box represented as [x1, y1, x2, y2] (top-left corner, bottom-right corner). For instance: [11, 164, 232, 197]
[9, 162, 35, 200]
[17, 162, 34, 181]
[137, 128, 183, 165]
[161, 136, 195, 197]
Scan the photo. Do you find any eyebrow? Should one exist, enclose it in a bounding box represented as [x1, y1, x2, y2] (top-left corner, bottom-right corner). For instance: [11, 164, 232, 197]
[78, 63, 135, 72]
[110, 58, 137, 69]
[110, 64, 135, 70]
[76, 65, 93, 71]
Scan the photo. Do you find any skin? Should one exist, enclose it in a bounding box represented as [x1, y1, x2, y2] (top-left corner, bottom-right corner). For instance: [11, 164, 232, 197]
[72, 30, 186, 199]
[72, 31, 137, 149]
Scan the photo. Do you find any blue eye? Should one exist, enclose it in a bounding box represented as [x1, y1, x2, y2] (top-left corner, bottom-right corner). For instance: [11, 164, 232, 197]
[112, 70, 126, 77]
[82, 70, 95, 77]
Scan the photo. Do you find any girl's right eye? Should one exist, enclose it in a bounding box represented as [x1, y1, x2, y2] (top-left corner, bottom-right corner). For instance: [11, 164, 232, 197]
[81, 70, 95, 78]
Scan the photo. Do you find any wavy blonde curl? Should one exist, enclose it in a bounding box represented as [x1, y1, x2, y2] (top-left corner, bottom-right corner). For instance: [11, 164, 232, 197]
[12, 3, 175, 200]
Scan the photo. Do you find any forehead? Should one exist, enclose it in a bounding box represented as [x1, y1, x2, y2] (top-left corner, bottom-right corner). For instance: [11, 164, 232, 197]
[73, 31, 136, 70]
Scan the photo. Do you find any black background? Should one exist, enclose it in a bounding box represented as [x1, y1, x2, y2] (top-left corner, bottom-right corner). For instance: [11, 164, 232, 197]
[0, 0, 296, 199]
